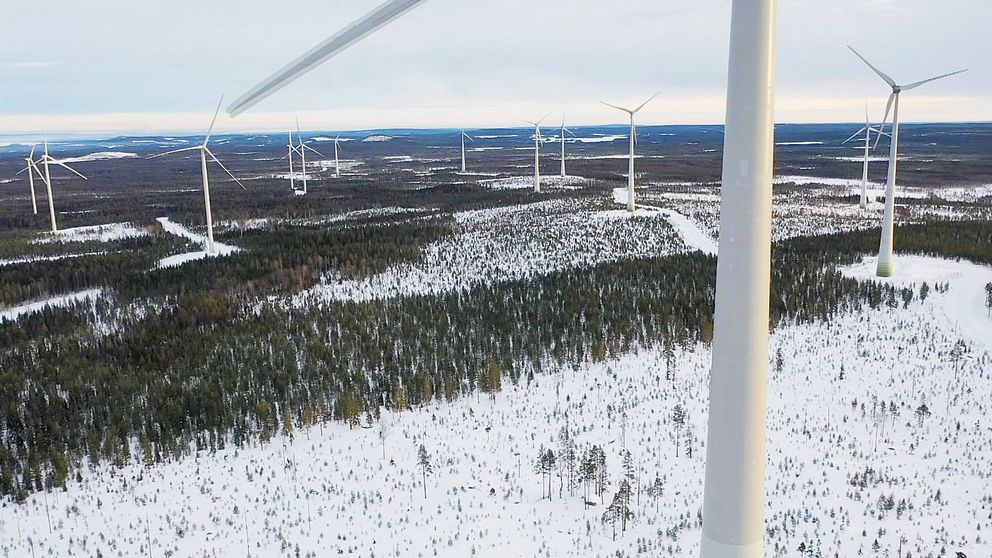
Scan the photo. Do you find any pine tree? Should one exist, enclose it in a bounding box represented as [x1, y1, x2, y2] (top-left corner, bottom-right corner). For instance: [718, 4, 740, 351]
[417, 444, 432, 499]
[671, 404, 687, 457]
[663, 341, 676, 381]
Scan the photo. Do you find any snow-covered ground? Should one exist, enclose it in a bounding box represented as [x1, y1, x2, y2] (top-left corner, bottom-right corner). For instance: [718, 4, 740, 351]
[0, 251, 104, 267]
[39, 222, 148, 243]
[612, 187, 717, 255]
[297, 198, 685, 304]
[156, 217, 239, 268]
[6, 255, 991, 557]
[0, 288, 103, 322]
[478, 176, 587, 191]
[55, 151, 138, 164]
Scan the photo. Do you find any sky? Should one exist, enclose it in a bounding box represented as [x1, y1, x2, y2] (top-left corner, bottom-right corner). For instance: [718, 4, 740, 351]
[0, 0, 989, 135]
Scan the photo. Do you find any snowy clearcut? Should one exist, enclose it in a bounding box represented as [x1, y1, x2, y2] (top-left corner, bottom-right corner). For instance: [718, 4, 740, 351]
[156, 217, 239, 268]
[6, 255, 990, 557]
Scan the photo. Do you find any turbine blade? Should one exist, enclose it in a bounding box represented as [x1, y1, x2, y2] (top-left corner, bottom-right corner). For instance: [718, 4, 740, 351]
[53, 161, 88, 180]
[147, 146, 202, 160]
[31, 161, 47, 183]
[227, 0, 429, 117]
[600, 101, 632, 114]
[865, 99, 870, 126]
[29, 144, 36, 158]
[205, 147, 247, 190]
[847, 46, 896, 87]
[536, 112, 551, 126]
[875, 92, 896, 149]
[901, 69, 968, 91]
[204, 95, 225, 145]
[303, 144, 324, 157]
[633, 90, 662, 113]
[15, 164, 28, 176]
[843, 127, 867, 144]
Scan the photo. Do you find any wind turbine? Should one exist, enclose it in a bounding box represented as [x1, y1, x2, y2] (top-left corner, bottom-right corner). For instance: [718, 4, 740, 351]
[458, 128, 474, 173]
[523, 114, 549, 193]
[35, 139, 88, 233]
[283, 130, 302, 191]
[228, 2, 779, 556]
[842, 101, 888, 209]
[601, 92, 660, 213]
[558, 115, 576, 177]
[332, 136, 343, 177]
[13, 145, 43, 214]
[148, 96, 246, 256]
[295, 120, 324, 195]
[848, 46, 966, 277]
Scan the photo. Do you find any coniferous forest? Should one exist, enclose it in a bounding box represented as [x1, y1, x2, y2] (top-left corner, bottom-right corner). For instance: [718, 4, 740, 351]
[3, 215, 990, 500]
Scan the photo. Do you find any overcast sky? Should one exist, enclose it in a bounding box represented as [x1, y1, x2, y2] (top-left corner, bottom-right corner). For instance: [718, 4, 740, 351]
[1, 0, 988, 135]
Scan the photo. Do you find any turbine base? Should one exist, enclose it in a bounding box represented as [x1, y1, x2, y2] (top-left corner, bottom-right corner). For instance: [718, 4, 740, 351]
[875, 259, 893, 278]
[700, 534, 762, 558]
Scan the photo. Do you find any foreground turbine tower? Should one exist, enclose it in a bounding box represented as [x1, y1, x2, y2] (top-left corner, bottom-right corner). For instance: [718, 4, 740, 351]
[601, 92, 661, 213]
[848, 46, 966, 277]
[149, 97, 246, 255]
[842, 102, 887, 209]
[701, 0, 776, 557]
[229, 3, 779, 555]
[333, 136, 343, 177]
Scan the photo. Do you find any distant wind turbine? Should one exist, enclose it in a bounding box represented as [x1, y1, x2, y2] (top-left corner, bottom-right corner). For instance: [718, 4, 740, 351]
[601, 91, 661, 213]
[14, 145, 43, 214]
[283, 130, 302, 191]
[295, 120, 324, 195]
[148, 96, 246, 256]
[35, 139, 88, 233]
[558, 115, 576, 177]
[333, 136, 343, 177]
[523, 115, 550, 193]
[842, 101, 888, 209]
[458, 129, 474, 173]
[848, 45, 966, 277]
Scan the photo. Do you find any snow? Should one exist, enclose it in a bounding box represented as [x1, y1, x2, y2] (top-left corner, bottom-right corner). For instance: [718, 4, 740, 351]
[478, 176, 586, 191]
[39, 222, 148, 243]
[612, 188, 717, 255]
[7, 264, 992, 556]
[155, 217, 239, 268]
[0, 251, 104, 267]
[841, 255, 992, 349]
[572, 135, 626, 143]
[298, 197, 685, 304]
[361, 135, 393, 142]
[775, 141, 823, 146]
[55, 151, 138, 164]
[0, 288, 103, 322]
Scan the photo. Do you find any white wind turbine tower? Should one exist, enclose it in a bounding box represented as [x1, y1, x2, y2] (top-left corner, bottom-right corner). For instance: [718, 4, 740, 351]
[35, 139, 88, 233]
[148, 97, 246, 256]
[601, 91, 661, 213]
[14, 145, 43, 214]
[458, 128, 474, 172]
[522, 115, 549, 193]
[227, 2, 780, 555]
[842, 101, 888, 209]
[284, 130, 302, 191]
[295, 120, 324, 195]
[333, 136, 343, 177]
[848, 46, 966, 277]
[558, 115, 575, 177]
